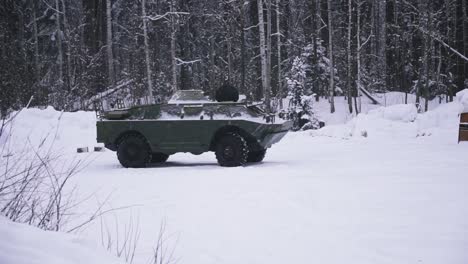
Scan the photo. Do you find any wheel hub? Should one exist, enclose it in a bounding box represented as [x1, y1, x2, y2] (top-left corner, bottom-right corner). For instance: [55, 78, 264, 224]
[126, 144, 139, 159]
[223, 146, 234, 159]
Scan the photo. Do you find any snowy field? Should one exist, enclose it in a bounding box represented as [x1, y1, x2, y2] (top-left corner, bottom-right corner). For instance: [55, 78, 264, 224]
[70, 131, 468, 264]
[2, 92, 468, 264]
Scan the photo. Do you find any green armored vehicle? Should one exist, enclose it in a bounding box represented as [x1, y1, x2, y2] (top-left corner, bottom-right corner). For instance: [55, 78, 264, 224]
[96, 90, 292, 168]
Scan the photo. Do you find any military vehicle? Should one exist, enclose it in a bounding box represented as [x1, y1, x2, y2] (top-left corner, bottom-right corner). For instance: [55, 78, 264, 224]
[96, 90, 292, 168]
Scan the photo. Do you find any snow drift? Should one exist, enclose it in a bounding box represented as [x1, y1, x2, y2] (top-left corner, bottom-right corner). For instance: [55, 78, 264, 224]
[313, 89, 468, 141]
[456, 89, 468, 112]
[0, 217, 122, 264]
[0, 109, 118, 264]
[2, 106, 97, 152]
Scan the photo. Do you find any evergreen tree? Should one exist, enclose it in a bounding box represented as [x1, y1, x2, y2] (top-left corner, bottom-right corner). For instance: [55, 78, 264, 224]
[286, 57, 320, 131]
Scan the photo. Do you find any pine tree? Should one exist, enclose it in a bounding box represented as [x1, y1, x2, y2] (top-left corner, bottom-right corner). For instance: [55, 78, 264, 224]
[286, 57, 319, 131]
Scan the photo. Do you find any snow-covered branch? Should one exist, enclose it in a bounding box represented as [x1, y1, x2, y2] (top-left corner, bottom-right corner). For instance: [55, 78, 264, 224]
[145, 12, 190, 21]
[417, 27, 468, 62]
[175, 58, 201, 66]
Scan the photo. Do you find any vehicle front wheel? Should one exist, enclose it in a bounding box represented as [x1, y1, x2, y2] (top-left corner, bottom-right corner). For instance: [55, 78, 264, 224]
[247, 149, 266, 163]
[151, 152, 169, 163]
[215, 132, 249, 167]
[117, 134, 151, 168]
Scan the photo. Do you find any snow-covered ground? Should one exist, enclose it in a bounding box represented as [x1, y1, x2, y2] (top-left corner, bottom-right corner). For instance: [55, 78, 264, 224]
[312, 92, 452, 126]
[0, 216, 123, 264]
[2, 91, 468, 264]
[69, 131, 468, 264]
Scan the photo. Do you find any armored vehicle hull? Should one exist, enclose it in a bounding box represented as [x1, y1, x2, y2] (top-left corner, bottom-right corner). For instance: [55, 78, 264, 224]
[96, 90, 292, 168]
[98, 119, 290, 154]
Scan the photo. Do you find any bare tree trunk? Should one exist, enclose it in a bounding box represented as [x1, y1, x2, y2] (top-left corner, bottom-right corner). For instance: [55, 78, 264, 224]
[227, 37, 233, 82]
[377, 0, 386, 89]
[32, 0, 40, 82]
[170, 0, 177, 91]
[240, 0, 246, 96]
[258, 0, 271, 112]
[418, 0, 429, 112]
[462, 0, 467, 80]
[450, 0, 456, 101]
[142, 0, 154, 102]
[210, 37, 216, 98]
[394, 0, 401, 92]
[55, 0, 63, 86]
[356, 0, 362, 113]
[445, 0, 453, 101]
[436, 43, 442, 100]
[327, 0, 335, 113]
[266, 0, 272, 110]
[425, 4, 434, 112]
[315, 0, 320, 101]
[347, 0, 353, 113]
[106, 0, 115, 87]
[276, 0, 282, 108]
[415, 81, 421, 108]
[61, 0, 73, 91]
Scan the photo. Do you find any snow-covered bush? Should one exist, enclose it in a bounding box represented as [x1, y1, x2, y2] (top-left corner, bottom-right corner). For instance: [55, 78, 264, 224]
[99, 217, 177, 264]
[0, 110, 83, 231]
[456, 89, 468, 112]
[302, 40, 340, 97]
[286, 57, 321, 131]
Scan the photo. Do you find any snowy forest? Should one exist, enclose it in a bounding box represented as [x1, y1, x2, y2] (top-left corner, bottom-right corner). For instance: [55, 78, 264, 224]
[3, 1, 468, 263]
[1, 0, 467, 114]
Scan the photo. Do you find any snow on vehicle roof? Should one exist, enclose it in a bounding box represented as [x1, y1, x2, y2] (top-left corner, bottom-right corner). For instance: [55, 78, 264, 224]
[168, 90, 210, 103]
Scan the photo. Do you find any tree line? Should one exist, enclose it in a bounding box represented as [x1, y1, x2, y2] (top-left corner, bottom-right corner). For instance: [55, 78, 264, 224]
[0, 0, 467, 114]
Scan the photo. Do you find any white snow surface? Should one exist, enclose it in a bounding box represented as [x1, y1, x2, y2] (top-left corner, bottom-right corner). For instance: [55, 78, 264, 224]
[314, 91, 468, 140]
[2, 106, 97, 152]
[456, 89, 468, 112]
[312, 92, 456, 126]
[0, 217, 123, 264]
[369, 103, 418, 122]
[2, 91, 468, 264]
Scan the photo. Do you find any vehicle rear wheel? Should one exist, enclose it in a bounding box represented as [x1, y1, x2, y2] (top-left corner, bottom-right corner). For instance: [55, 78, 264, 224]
[151, 152, 169, 163]
[215, 132, 249, 167]
[117, 134, 151, 168]
[247, 149, 266, 163]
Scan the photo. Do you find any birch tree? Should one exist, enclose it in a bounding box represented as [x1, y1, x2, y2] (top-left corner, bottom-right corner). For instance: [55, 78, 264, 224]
[240, 0, 246, 95]
[346, 0, 353, 113]
[55, 0, 64, 86]
[462, 0, 467, 79]
[61, 0, 73, 91]
[356, 0, 363, 113]
[327, 0, 335, 113]
[106, 0, 115, 87]
[266, 0, 272, 98]
[276, 0, 282, 108]
[257, 0, 271, 112]
[142, 0, 154, 102]
[32, 0, 40, 82]
[170, 0, 177, 91]
[377, 0, 386, 88]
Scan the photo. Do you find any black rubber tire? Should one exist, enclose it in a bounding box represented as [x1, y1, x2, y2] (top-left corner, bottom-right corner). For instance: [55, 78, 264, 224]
[215, 132, 249, 167]
[117, 134, 152, 168]
[247, 149, 267, 163]
[151, 152, 169, 163]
